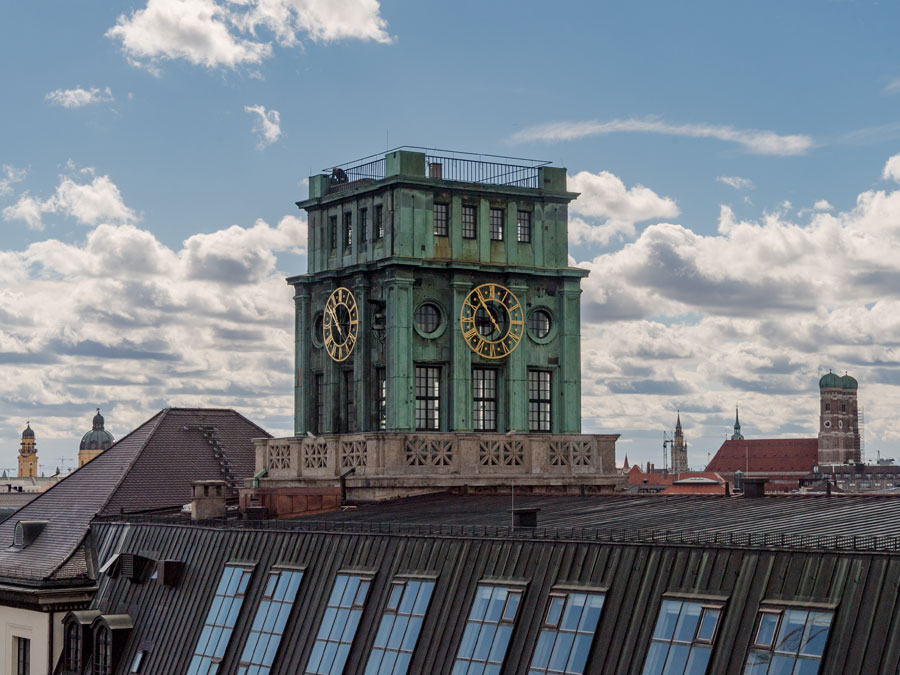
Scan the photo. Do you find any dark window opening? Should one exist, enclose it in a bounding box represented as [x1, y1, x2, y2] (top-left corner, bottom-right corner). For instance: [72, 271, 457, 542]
[95, 628, 111, 675]
[434, 203, 449, 236]
[528, 310, 552, 339]
[415, 366, 441, 430]
[343, 212, 353, 250]
[517, 210, 532, 243]
[375, 367, 386, 430]
[462, 205, 477, 239]
[65, 623, 80, 671]
[415, 303, 441, 334]
[375, 205, 384, 239]
[343, 370, 356, 433]
[17, 637, 30, 675]
[329, 216, 337, 251]
[360, 208, 368, 243]
[529, 370, 551, 432]
[473, 368, 498, 431]
[490, 207, 504, 241]
[313, 374, 324, 435]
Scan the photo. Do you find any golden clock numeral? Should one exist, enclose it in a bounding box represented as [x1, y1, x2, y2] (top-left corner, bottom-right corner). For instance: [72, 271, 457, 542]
[463, 327, 478, 341]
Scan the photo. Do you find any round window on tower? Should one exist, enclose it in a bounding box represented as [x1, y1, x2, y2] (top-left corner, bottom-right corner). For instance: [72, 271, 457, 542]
[824, 420, 831, 429]
[839, 420, 843, 429]
[312, 312, 324, 348]
[414, 302, 446, 338]
[526, 307, 557, 344]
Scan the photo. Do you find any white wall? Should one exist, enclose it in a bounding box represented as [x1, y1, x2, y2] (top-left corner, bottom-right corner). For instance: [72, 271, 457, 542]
[0, 604, 64, 675]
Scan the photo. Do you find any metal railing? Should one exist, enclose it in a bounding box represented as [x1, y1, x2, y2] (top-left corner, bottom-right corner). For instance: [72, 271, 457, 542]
[93, 515, 900, 553]
[323, 147, 549, 194]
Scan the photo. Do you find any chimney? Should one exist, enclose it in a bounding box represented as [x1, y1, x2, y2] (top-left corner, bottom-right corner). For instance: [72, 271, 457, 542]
[511, 508, 540, 529]
[742, 477, 768, 498]
[191, 480, 228, 520]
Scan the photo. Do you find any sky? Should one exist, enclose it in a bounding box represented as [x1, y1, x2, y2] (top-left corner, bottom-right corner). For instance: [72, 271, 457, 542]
[2, 0, 900, 474]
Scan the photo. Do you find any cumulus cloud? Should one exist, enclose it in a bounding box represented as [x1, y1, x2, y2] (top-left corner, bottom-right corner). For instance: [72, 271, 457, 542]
[511, 118, 814, 156]
[813, 200, 833, 212]
[883, 153, 900, 184]
[567, 170, 679, 245]
[0, 211, 307, 467]
[107, 0, 391, 71]
[0, 165, 26, 197]
[2, 168, 136, 230]
[45, 87, 114, 108]
[245, 104, 281, 148]
[716, 175, 754, 190]
[575, 153, 900, 466]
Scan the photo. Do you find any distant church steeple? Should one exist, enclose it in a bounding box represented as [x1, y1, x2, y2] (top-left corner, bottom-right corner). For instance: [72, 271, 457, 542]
[671, 410, 688, 473]
[18, 422, 38, 478]
[731, 406, 744, 441]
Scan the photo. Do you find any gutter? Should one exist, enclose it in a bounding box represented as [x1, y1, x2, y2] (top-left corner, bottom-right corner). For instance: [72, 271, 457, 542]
[252, 468, 267, 489]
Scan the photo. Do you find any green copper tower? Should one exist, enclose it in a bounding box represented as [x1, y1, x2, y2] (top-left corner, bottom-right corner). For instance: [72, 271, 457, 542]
[291, 148, 587, 436]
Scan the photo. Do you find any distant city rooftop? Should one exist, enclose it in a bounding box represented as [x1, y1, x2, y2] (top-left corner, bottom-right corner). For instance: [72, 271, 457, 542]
[321, 146, 552, 194]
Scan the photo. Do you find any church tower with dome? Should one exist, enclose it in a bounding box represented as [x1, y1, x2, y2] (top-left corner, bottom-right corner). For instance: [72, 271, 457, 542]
[78, 408, 115, 467]
[818, 371, 860, 466]
[18, 422, 37, 477]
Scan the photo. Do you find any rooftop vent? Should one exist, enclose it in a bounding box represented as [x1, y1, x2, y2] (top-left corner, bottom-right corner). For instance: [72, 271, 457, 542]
[156, 559, 185, 587]
[12, 520, 48, 548]
[742, 477, 769, 498]
[511, 508, 540, 528]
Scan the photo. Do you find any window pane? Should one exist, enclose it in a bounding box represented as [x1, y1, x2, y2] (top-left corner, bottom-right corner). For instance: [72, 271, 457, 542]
[653, 601, 683, 640]
[800, 612, 831, 657]
[768, 654, 796, 675]
[683, 645, 711, 674]
[775, 611, 808, 654]
[305, 575, 371, 674]
[566, 633, 594, 673]
[454, 584, 520, 672]
[642, 641, 669, 675]
[546, 596, 565, 626]
[532, 631, 555, 669]
[696, 608, 719, 642]
[756, 613, 779, 648]
[661, 643, 690, 675]
[190, 565, 253, 668]
[673, 602, 702, 643]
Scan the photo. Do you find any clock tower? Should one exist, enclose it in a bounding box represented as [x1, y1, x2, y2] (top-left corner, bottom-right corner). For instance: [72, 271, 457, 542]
[252, 148, 618, 507]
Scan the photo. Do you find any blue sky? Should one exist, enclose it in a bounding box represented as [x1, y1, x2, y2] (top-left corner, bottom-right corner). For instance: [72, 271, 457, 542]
[2, 0, 900, 473]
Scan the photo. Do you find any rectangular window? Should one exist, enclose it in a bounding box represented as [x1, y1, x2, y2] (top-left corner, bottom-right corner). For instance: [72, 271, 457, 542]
[305, 574, 372, 675]
[376, 367, 386, 430]
[376, 205, 384, 239]
[344, 370, 356, 433]
[344, 212, 353, 249]
[462, 205, 477, 239]
[359, 208, 368, 243]
[365, 578, 436, 675]
[237, 568, 304, 675]
[528, 370, 551, 432]
[530, 591, 605, 675]
[329, 216, 337, 251]
[642, 599, 722, 675]
[824, 403, 830, 412]
[188, 564, 254, 675]
[17, 637, 30, 675]
[453, 584, 523, 674]
[489, 207, 504, 241]
[745, 608, 832, 674]
[415, 366, 441, 430]
[434, 203, 449, 237]
[517, 210, 531, 243]
[314, 374, 324, 435]
[472, 368, 497, 432]
[841, 403, 846, 413]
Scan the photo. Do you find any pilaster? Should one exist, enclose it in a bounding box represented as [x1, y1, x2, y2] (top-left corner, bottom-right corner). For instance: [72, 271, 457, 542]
[293, 285, 311, 436]
[450, 276, 473, 431]
[558, 281, 583, 433]
[385, 272, 415, 431]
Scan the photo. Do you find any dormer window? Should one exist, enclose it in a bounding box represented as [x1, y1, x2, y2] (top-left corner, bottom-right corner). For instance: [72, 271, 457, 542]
[65, 622, 80, 671]
[62, 610, 102, 674]
[96, 626, 112, 675]
[12, 520, 48, 548]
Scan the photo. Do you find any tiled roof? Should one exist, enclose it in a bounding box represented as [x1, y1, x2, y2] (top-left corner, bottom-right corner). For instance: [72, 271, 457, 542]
[0, 408, 267, 584]
[705, 438, 818, 474]
[660, 484, 726, 495]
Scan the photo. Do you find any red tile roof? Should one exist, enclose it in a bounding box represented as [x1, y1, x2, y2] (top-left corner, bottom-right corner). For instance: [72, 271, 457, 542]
[705, 438, 818, 475]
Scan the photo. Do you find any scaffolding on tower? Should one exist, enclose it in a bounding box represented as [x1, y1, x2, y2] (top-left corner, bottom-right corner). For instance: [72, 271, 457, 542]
[858, 407, 865, 464]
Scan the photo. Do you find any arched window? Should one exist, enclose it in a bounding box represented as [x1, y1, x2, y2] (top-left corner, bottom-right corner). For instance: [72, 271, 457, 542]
[95, 626, 112, 675]
[64, 622, 81, 670]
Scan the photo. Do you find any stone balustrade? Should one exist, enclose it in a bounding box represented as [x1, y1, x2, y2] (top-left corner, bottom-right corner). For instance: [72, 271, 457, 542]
[256, 432, 618, 482]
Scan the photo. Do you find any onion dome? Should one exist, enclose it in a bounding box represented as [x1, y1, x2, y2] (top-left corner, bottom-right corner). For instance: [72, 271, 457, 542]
[841, 373, 858, 390]
[819, 371, 842, 389]
[22, 422, 34, 439]
[80, 408, 115, 451]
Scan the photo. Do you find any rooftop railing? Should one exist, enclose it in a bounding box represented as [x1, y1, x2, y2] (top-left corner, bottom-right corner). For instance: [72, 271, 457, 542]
[323, 147, 550, 194]
[95, 514, 900, 553]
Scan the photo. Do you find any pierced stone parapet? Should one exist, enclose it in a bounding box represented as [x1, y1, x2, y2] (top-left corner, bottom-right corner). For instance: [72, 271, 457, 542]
[405, 437, 455, 467]
[479, 440, 524, 467]
[266, 444, 291, 470]
[340, 439, 367, 469]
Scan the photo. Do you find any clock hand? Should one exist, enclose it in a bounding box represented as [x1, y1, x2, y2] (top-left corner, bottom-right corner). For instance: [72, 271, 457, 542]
[476, 291, 502, 335]
[327, 305, 344, 337]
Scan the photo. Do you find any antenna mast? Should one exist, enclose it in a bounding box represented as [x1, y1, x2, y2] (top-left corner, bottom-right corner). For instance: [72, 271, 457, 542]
[662, 431, 672, 474]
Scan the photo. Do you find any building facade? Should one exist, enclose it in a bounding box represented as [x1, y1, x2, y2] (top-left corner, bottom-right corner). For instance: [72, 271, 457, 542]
[253, 148, 618, 503]
[78, 409, 115, 467]
[17, 423, 37, 478]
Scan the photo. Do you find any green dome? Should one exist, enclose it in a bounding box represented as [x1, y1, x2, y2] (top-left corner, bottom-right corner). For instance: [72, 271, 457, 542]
[841, 374, 858, 390]
[819, 372, 842, 389]
[80, 408, 115, 451]
[21, 422, 34, 439]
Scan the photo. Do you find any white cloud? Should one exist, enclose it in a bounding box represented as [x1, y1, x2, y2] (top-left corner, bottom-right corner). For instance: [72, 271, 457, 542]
[245, 104, 281, 148]
[2, 168, 136, 229]
[883, 153, 900, 184]
[0, 211, 308, 467]
[107, 0, 391, 71]
[885, 79, 900, 95]
[567, 170, 679, 245]
[45, 87, 114, 108]
[716, 176, 754, 190]
[511, 118, 814, 156]
[0, 165, 26, 196]
[813, 199, 833, 212]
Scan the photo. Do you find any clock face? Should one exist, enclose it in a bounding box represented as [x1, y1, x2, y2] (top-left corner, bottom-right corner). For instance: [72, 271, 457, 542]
[459, 283, 524, 359]
[323, 287, 359, 362]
